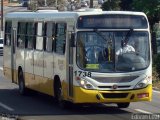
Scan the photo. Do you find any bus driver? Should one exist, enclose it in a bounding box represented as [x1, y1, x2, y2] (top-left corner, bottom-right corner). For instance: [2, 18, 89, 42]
[116, 40, 135, 56]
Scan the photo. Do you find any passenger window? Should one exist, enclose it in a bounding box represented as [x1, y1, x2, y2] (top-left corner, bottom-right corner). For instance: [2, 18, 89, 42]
[55, 23, 66, 54]
[45, 22, 55, 52]
[26, 22, 36, 49]
[17, 22, 26, 48]
[4, 21, 12, 46]
[36, 22, 44, 50]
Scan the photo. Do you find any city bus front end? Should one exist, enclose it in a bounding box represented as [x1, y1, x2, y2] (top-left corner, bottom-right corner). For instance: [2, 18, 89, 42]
[68, 12, 152, 107]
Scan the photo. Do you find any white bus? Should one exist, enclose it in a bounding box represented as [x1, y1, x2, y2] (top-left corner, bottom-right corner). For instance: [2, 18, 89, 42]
[3, 9, 152, 108]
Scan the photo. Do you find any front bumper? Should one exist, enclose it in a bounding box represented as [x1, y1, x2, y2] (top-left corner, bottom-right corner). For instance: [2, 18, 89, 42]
[73, 84, 152, 103]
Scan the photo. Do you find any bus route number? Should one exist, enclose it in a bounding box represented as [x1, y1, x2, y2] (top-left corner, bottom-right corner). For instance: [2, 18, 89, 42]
[74, 71, 92, 77]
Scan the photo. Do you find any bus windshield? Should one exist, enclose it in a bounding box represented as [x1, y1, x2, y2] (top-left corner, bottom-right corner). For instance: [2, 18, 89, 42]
[76, 31, 150, 72]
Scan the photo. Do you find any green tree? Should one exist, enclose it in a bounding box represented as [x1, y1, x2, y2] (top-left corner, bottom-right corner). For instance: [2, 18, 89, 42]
[120, 0, 133, 11]
[101, 0, 121, 11]
[132, 0, 160, 31]
[28, 0, 65, 10]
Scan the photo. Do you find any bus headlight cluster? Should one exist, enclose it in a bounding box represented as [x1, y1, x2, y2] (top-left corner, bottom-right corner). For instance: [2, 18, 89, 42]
[134, 76, 151, 89]
[78, 78, 95, 90]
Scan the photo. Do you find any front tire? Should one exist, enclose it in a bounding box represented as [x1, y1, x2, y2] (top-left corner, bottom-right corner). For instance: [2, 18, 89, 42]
[54, 80, 70, 108]
[117, 102, 130, 108]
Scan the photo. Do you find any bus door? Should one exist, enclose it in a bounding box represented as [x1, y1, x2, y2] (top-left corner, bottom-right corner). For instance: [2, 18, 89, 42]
[68, 32, 75, 97]
[11, 26, 17, 83]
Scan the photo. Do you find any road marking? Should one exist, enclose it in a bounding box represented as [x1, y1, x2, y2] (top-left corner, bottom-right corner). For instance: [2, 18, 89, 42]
[0, 67, 3, 71]
[134, 109, 152, 114]
[0, 102, 14, 111]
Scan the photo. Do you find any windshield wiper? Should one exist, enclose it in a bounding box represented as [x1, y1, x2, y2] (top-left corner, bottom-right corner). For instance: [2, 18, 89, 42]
[121, 28, 133, 48]
[93, 29, 108, 42]
[124, 28, 133, 44]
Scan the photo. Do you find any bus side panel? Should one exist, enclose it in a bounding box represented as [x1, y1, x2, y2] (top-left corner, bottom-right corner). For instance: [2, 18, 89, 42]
[41, 52, 54, 96]
[31, 50, 43, 91]
[30, 51, 54, 96]
[24, 50, 34, 88]
[3, 46, 12, 80]
[16, 48, 25, 80]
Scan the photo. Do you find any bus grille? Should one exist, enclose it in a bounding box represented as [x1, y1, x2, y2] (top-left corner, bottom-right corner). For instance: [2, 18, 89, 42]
[98, 85, 131, 88]
[92, 76, 138, 83]
[102, 93, 129, 98]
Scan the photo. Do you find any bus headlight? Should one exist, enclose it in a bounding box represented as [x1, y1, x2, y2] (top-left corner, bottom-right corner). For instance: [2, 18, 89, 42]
[78, 78, 95, 90]
[134, 76, 151, 89]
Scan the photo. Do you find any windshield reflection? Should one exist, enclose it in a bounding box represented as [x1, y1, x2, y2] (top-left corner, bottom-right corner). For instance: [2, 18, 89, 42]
[76, 31, 150, 72]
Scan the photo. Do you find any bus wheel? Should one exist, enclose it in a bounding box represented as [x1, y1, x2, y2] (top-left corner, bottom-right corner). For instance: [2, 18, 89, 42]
[18, 70, 26, 95]
[117, 102, 130, 108]
[54, 80, 70, 108]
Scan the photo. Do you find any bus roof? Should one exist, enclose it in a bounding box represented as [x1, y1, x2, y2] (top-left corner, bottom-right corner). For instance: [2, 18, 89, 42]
[5, 9, 147, 21]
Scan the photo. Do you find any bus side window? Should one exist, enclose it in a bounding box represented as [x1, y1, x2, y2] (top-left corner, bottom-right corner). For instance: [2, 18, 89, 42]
[17, 22, 26, 48]
[45, 22, 55, 52]
[4, 21, 12, 46]
[26, 22, 36, 49]
[55, 23, 66, 54]
[35, 22, 44, 50]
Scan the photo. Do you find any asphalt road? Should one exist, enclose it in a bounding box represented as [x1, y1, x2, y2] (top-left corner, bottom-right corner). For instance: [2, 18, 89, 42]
[0, 55, 159, 120]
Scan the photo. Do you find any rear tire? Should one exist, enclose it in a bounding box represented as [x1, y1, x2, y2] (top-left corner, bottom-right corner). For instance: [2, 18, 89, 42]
[18, 70, 26, 95]
[117, 102, 130, 108]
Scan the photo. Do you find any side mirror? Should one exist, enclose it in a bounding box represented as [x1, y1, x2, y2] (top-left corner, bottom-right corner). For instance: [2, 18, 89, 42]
[70, 33, 75, 47]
